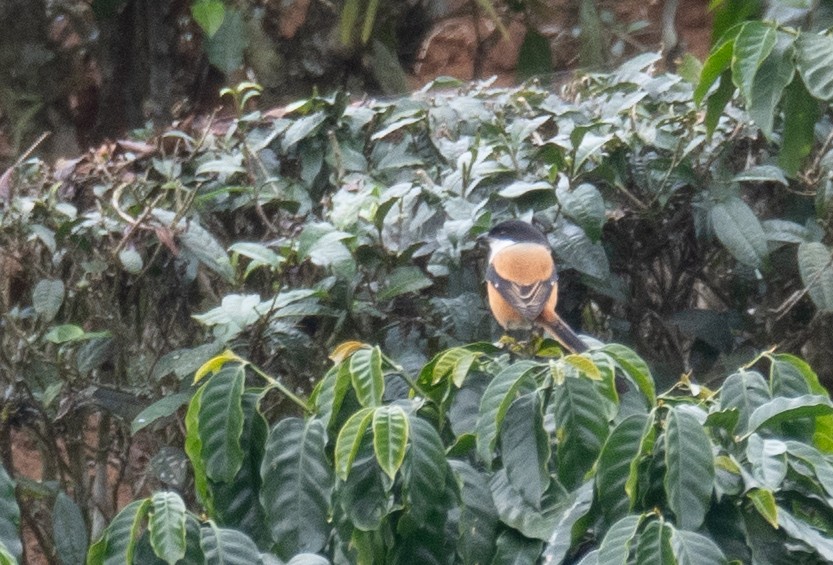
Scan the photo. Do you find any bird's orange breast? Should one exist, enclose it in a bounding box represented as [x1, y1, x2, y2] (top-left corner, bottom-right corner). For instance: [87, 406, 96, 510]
[490, 243, 555, 284]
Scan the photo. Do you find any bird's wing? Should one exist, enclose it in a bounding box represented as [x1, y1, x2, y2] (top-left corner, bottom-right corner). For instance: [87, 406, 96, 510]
[486, 264, 557, 321]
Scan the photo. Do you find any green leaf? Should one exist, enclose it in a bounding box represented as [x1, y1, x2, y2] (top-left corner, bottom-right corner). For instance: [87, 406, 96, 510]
[334, 407, 374, 480]
[100, 499, 151, 565]
[131, 392, 191, 434]
[431, 347, 480, 387]
[492, 529, 542, 564]
[148, 491, 187, 564]
[779, 76, 820, 176]
[771, 353, 828, 396]
[0, 543, 17, 565]
[711, 197, 768, 268]
[475, 361, 539, 464]
[151, 209, 235, 282]
[403, 416, 447, 523]
[498, 180, 552, 199]
[517, 28, 553, 81]
[796, 31, 833, 101]
[551, 219, 610, 280]
[733, 165, 789, 186]
[377, 266, 433, 301]
[311, 363, 352, 429]
[53, 491, 86, 565]
[349, 346, 384, 407]
[209, 393, 267, 542]
[0, 466, 20, 563]
[204, 9, 247, 74]
[669, 526, 727, 565]
[731, 21, 777, 102]
[339, 436, 390, 530]
[573, 132, 613, 173]
[784, 440, 833, 498]
[762, 219, 809, 244]
[747, 488, 778, 529]
[665, 407, 714, 530]
[746, 394, 833, 434]
[44, 324, 86, 344]
[694, 28, 738, 104]
[198, 366, 246, 482]
[600, 344, 656, 406]
[339, 0, 360, 45]
[191, 0, 225, 37]
[501, 392, 549, 508]
[705, 71, 737, 136]
[554, 376, 611, 489]
[597, 514, 642, 565]
[720, 370, 771, 433]
[797, 242, 833, 312]
[451, 460, 499, 564]
[200, 522, 262, 565]
[372, 405, 409, 480]
[746, 434, 787, 489]
[557, 183, 606, 242]
[635, 519, 674, 565]
[490, 470, 592, 541]
[747, 34, 795, 138]
[541, 482, 594, 563]
[260, 418, 331, 559]
[32, 278, 64, 321]
[185, 385, 212, 513]
[778, 507, 833, 561]
[284, 113, 328, 150]
[596, 414, 651, 525]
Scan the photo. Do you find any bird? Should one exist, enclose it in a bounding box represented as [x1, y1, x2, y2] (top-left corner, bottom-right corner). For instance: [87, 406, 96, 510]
[483, 219, 588, 354]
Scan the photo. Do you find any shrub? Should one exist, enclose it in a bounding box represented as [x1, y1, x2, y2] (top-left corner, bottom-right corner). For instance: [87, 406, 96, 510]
[77, 341, 833, 563]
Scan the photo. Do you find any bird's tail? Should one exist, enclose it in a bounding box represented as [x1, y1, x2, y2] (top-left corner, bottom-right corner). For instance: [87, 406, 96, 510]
[538, 314, 588, 353]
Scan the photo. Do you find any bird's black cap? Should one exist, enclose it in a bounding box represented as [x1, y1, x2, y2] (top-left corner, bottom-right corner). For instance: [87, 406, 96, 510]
[487, 220, 549, 246]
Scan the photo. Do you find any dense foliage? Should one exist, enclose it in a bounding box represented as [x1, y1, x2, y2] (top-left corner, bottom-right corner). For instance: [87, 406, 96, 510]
[85, 343, 833, 564]
[2, 32, 833, 562]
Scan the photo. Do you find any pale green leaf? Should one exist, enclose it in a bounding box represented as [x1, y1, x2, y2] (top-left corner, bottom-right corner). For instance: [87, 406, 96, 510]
[334, 407, 374, 480]
[148, 491, 187, 564]
[796, 31, 833, 101]
[349, 346, 384, 407]
[797, 242, 833, 311]
[32, 279, 64, 321]
[731, 21, 777, 102]
[372, 405, 409, 480]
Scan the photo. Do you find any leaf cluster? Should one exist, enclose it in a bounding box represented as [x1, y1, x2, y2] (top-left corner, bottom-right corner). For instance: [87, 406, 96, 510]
[75, 341, 833, 564]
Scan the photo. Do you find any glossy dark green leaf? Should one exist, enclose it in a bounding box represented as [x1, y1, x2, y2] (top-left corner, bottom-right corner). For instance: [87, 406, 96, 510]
[557, 183, 606, 242]
[600, 344, 656, 406]
[200, 521, 262, 565]
[665, 407, 714, 530]
[491, 529, 542, 565]
[778, 507, 833, 561]
[746, 394, 833, 433]
[475, 361, 539, 463]
[596, 413, 651, 525]
[669, 526, 727, 565]
[541, 482, 594, 564]
[377, 266, 432, 301]
[501, 392, 549, 508]
[450, 460, 498, 565]
[635, 519, 674, 565]
[720, 370, 771, 433]
[132, 392, 191, 434]
[731, 21, 777, 102]
[198, 366, 246, 483]
[99, 499, 151, 565]
[553, 376, 610, 489]
[597, 514, 641, 565]
[748, 34, 795, 138]
[260, 418, 332, 559]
